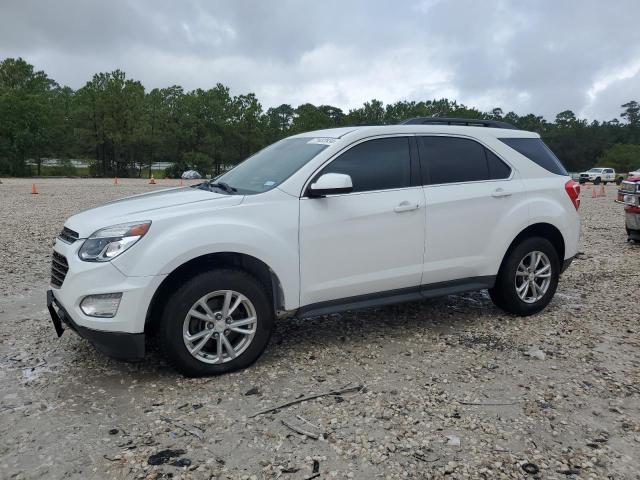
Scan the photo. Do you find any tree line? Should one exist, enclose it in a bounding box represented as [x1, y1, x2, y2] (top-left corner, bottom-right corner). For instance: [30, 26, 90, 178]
[1, 57, 639, 177]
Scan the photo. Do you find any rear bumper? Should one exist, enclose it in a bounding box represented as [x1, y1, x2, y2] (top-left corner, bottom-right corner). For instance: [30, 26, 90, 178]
[47, 290, 145, 360]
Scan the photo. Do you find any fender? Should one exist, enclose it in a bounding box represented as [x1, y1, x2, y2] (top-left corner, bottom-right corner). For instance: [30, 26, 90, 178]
[112, 195, 301, 310]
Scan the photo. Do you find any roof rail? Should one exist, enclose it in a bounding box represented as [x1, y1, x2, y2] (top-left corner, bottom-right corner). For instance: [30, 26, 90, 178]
[400, 117, 518, 130]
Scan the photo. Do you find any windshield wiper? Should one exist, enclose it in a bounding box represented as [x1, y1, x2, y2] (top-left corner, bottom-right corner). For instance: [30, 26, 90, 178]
[209, 181, 237, 193]
[195, 180, 237, 193]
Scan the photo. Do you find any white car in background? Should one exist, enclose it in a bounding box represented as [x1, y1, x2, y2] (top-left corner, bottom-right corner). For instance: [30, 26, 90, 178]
[578, 167, 624, 185]
[47, 117, 581, 376]
[629, 167, 640, 177]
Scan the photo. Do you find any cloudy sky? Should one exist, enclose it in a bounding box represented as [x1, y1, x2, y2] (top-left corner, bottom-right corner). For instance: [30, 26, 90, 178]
[2, 0, 640, 120]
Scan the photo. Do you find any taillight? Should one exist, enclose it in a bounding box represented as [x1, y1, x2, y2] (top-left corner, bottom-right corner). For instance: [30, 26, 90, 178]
[565, 180, 580, 210]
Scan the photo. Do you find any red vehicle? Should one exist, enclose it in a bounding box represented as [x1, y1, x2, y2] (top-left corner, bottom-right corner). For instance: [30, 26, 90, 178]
[617, 177, 640, 242]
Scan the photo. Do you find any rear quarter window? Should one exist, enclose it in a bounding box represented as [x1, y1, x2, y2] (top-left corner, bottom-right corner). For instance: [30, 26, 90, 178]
[499, 138, 568, 176]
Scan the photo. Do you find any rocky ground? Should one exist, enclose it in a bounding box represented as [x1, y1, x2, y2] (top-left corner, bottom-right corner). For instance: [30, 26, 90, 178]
[0, 178, 638, 480]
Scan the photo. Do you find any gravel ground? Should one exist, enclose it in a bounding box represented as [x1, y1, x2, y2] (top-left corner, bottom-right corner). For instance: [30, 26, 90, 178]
[0, 178, 638, 480]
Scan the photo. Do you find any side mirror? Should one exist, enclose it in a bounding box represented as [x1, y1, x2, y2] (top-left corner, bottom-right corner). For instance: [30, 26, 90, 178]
[308, 173, 353, 197]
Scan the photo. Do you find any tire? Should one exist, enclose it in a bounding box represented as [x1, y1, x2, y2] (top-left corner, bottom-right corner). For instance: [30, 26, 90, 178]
[489, 237, 560, 316]
[159, 269, 274, 376]
[593, 177, 601, 185]
[603, 181, 608, 185]
[578, 178, 586, 184]
[616, 177, 623, 186]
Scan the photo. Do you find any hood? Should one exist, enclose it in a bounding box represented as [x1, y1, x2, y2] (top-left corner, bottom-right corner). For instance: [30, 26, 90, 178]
[65, 186, 243, 238]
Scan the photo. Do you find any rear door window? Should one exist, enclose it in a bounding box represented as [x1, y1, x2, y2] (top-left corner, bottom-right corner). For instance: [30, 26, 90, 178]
[418, 136, 511, 184]
[486, 150, 512, 180]
[499, 137, 568, 176]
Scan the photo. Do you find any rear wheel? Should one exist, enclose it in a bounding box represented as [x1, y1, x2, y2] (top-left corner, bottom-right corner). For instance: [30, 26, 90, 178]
[159, 269, 274, 376]
[489, 237, 560, 316]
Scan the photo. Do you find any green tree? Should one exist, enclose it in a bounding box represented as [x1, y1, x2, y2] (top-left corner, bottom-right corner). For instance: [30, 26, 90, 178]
[598, 144, 640, 173]
[621, 101, 639, 126]
[0, 58, 60, 175]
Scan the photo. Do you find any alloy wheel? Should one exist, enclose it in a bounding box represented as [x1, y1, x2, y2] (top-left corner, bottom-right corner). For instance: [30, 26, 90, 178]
[514, 251, 552, 304]
[182, 290, 257, 364]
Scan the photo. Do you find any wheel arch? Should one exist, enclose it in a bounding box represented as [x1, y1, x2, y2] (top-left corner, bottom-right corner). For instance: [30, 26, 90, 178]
[499, 223, 565, 272]
[145, 252, 286, 334]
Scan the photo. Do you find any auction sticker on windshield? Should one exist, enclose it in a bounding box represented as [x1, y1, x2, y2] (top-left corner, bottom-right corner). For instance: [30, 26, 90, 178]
[307, 137, 338, 145]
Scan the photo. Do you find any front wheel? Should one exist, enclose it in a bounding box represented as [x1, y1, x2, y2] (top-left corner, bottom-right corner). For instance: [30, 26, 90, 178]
[489, 237, 560, 316]
[159, 269, 275, 376]
[593, 177, 601, 185]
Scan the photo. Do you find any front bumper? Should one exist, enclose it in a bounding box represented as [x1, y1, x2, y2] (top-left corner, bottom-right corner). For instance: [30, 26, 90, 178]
[47, 289, 145, 359]
[625, 207, 640, 240]
[49, 237, 165, 333]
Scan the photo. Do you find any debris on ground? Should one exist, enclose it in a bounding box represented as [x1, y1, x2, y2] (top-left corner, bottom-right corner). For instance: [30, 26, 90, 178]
[0, 179, 638, 479]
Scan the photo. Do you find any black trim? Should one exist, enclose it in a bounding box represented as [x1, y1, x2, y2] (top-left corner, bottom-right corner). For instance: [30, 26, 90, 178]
[561, 255, 575, 274]
[626, 228, 640, 242]
[307, 185, 353, 197]
[297, 276, 496, 318]
[47, 290, 145, 360]
[400, 117, 517, 130]
[409, 136, 422, 187]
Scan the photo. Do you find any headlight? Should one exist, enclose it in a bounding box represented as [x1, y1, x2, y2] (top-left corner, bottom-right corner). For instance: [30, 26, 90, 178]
[78, 221, 151, 262]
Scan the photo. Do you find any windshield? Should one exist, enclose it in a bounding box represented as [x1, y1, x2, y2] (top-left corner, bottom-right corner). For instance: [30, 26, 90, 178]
[588, 168, 604, 173]
[214, 138, 330, 194]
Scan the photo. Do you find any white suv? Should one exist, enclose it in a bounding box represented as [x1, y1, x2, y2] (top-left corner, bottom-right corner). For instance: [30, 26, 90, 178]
[47, 118, 581, 376]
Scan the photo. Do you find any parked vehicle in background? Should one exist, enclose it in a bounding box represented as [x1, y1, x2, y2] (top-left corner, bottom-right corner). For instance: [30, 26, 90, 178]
[617, 176, 640, 242]
[578, 167, 624, 185]
[47, 117, 581, 376]
[629, 167, 640, 177]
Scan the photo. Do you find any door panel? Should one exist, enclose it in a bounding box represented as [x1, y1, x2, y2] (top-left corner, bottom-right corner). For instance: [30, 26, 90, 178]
[299, 187, 425, 306]
[417, 135, 526, 284]
[422, 178, 526, 283]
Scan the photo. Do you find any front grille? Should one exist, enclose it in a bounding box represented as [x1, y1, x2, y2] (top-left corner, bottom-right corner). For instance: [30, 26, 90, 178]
[619, 181, 639, 194]
[51, 251, 69, 288]
[59, 226, 79, 244]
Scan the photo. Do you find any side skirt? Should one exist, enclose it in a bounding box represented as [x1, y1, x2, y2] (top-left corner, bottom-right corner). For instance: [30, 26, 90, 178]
[296, 276, 496, 319]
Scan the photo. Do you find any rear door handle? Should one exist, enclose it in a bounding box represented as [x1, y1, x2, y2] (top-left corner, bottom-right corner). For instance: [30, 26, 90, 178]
[394, 201, 420, 213]
[491, 188, 512, 198]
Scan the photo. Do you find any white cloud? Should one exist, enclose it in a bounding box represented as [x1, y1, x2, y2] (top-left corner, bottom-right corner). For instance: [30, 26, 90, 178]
[1, 0, 639, 120]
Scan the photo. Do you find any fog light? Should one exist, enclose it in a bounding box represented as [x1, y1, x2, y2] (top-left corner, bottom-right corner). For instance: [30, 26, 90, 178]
[80, 293, 122, 318]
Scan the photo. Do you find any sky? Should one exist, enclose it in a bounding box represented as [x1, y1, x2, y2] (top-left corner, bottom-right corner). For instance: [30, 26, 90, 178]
[2, 0, 640, 121]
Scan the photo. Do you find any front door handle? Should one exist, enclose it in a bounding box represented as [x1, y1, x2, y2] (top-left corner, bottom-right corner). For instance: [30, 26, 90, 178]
[491, 188, 512, 198]
[394, 201, 420, 213]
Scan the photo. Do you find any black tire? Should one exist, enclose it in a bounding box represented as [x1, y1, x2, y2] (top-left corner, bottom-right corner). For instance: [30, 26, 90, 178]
[593, 177, 601, 185]
[159, 269, 274, 376]
[489, 237, 560, 316]
[578, 178, 586, 184]
[603, 181, 608, 185]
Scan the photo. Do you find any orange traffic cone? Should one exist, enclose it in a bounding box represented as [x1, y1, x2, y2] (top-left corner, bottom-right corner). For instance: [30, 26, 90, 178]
[31, 183, 38, 194]
[149, 175, 156, 185]
[114, 176, 119, 185]
[599, 184, 605, 197]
